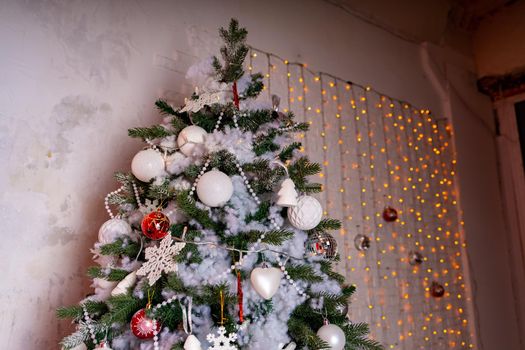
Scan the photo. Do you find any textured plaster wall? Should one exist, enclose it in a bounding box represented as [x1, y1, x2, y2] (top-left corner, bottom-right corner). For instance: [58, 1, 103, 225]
[0, 0, 518, 349]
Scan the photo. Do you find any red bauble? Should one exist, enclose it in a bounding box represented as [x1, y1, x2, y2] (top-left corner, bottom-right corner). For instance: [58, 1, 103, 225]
[141, 211, 170, 240]
[130, 308, 161, 339]
[430, 281, 445, 298]
[382, 206, 398, 222]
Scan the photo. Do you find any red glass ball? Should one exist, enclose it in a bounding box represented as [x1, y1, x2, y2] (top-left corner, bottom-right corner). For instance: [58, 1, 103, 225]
[382, 206, 398, 222]
[141, 211, 170, 240]
[430, 281, 445, 298]
[130, 308, 161, 339]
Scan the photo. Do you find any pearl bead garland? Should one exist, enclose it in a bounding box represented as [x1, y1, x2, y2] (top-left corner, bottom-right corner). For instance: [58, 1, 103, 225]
[149, 295, 179, 350]
[144, 139, 160, 152]
[184, 109, 306, 296]
[275, 123, 300, 133]
[132, 182, 142, 207]
[104, 186, 125, 219]
[82, 304, 100, 346]
[95, 109, 307, 349]
[152, 319, 159, 350]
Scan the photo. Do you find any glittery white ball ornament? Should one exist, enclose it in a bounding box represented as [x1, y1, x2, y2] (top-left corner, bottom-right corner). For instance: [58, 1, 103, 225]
[98, 218, 132, 244]
[131, 149, 165, 182]
[196, 170, 233, 207]
[317, 322, 346, 350]
[177, 125, 207, 156]
[287, 195, 323, 230]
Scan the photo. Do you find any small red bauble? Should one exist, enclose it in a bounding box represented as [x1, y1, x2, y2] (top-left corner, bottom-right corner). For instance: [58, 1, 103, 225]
[430, 281, 445, 298]
[141, 211, 170, 240]
[130, 308, 161, 339]
[382, 206, 398, 222]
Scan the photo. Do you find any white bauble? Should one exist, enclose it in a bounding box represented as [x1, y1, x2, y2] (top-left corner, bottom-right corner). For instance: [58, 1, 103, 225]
[196, 170, 233, 207]
[287, 195, 323, 230]
[98, 218, 132, 244]
[131, 149, 165, 182]
[317, 324, 346, 350]
[177, 125, 207, 156]
[250, 266, 282, 300]
[64, 343, 87, 350]
[184, 334, 202, 350]
[111, 271, 137, 296]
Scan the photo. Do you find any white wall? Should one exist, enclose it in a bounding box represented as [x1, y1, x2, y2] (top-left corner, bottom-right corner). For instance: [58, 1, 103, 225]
[473, 1, 525, 76]
[0, 0, 519, 349]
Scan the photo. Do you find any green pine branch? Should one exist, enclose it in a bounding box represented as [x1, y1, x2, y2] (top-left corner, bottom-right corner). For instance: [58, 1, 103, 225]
[279, 142, 302, 161]
[223, 229, 294, 249]
[57, 300, 108, 321]
[99, 238, 141, 258]
[241, 73, 264, 99]
[308, 218, 342, 234]
[319, 260, 346, 284]
[87, 266, 129, 281]
[155, 99, 178, 116]
[128, 125, 171, 139]
[176, 191, 220, 230]
[286, 264, 323, 283]
[213, 19, 249, 83]
[342, 322, 383, 350]
[236, 109, 275, 132]
[101, 294, 146, 325]
[245, 201, 271, 223]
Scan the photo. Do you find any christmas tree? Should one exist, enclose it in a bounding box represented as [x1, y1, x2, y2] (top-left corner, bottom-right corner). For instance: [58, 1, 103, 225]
[57, 19, 382, 350]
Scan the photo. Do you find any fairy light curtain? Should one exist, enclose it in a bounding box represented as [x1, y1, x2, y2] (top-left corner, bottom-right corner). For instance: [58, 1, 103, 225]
[248, 48, 473, 349]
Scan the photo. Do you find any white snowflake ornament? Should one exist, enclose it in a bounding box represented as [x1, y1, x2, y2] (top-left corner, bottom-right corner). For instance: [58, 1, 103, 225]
[139, 199, 160, 215]
[180, 91, 223, 113]
[137, 235, 186, 285]
[206, 326, 238, 350]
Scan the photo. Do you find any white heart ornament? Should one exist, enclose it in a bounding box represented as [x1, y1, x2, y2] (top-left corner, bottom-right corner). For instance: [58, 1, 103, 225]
[250, 266, 282, 300]
[184, 334, 202, 350]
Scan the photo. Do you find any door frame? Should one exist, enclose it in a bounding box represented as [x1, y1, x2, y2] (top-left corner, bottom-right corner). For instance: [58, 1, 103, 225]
[494, 93, 525, 343]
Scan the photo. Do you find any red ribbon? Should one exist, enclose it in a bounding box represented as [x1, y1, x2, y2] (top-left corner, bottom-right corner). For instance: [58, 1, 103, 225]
[232, 81, 240, 109]
[237, 270, 244, 323]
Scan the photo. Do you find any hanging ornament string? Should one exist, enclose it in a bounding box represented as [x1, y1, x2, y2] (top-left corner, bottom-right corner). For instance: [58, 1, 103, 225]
[237, 268, 244, 324]
[232, 81, 240, 109]
[180, 297, 193, 335]
[219, 289, 226, 326]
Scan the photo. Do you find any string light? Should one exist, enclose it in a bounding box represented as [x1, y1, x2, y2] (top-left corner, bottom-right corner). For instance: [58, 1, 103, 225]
[249, 46, 473, 349]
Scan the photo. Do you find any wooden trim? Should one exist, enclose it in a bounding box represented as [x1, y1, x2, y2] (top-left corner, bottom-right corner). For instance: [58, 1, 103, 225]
[478, 70, 525, 101]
